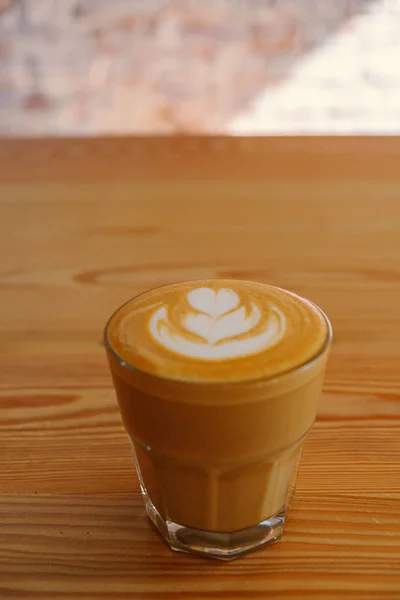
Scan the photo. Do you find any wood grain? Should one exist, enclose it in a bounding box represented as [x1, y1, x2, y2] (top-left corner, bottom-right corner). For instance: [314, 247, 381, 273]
[1, 137, 400, 183]
[0, 495, 399, 599]
[1, 136, 400, 599]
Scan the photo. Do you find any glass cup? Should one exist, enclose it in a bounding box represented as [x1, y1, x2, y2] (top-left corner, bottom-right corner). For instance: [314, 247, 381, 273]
[105, 286, 332, 560]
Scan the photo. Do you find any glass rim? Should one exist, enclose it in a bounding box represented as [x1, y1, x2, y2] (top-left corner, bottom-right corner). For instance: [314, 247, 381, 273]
[104, 279, 333, 388]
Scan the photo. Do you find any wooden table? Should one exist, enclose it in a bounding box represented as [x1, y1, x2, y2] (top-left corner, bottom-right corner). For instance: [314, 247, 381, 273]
[1, 137, 400, 599]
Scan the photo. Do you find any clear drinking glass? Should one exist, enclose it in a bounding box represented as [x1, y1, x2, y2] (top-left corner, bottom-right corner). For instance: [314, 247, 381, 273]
[105, 286, 332, 560]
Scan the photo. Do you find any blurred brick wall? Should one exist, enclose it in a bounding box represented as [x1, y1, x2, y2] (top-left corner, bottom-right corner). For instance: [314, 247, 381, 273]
[0, 0, 381, 135]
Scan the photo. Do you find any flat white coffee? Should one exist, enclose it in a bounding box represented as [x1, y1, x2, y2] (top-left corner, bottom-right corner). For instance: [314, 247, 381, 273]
[107, 279, 329, 383]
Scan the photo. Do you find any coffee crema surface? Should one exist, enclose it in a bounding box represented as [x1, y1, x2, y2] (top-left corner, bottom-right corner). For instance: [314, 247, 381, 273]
[106, 280, 329, 383]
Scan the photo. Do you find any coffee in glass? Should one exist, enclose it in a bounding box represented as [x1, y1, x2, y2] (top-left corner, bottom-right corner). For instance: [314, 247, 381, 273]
[105, 280, 332, 560]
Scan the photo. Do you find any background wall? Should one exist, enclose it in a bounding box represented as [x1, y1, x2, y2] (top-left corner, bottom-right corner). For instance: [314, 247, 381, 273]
[0, 0, 399, 136]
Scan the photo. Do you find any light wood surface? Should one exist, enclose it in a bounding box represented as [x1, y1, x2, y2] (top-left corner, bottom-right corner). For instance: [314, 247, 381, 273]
[1, 136, 400, 599]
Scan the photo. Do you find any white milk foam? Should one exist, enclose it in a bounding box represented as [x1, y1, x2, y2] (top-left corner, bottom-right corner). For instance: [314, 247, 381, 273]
[148, 287, 286, 360]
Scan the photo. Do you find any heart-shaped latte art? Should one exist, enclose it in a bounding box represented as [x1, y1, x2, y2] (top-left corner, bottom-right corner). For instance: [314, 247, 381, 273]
[148, 286, 286, 361]
[187, 288, 239, 319]
[185, 288, 254, 344]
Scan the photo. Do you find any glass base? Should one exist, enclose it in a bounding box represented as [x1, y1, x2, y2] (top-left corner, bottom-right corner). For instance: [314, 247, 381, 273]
[144, 496, 285, 561]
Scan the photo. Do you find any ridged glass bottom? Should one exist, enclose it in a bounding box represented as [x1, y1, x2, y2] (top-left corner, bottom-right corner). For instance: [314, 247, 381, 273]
[144, 493, 285, 561]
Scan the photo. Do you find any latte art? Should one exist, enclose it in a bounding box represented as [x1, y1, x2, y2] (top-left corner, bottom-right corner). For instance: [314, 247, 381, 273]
[106, 279, 329, 383]
[148, 287, 285, 360]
